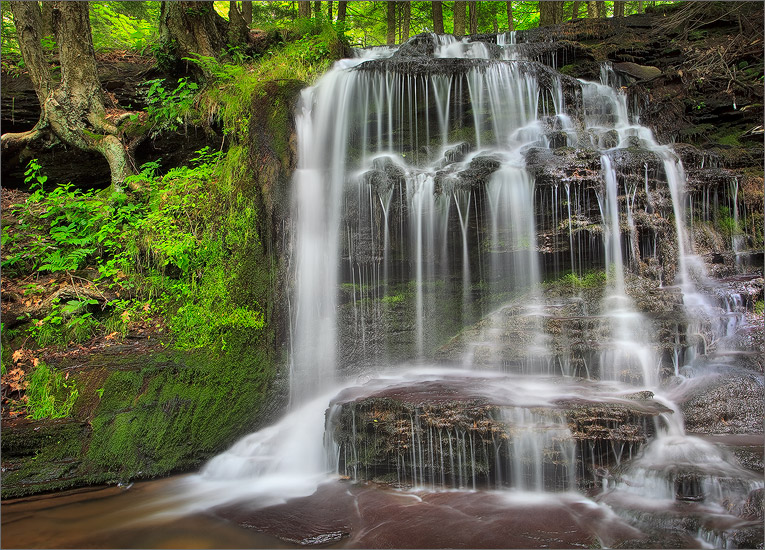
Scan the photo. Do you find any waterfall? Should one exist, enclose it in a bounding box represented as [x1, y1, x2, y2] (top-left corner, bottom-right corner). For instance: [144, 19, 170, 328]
[174, 34, 761, 546]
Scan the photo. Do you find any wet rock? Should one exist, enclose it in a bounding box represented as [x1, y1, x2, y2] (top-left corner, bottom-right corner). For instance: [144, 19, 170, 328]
[680, 373, 764, 435]
[361, 155, 406, 194]
[327, 377, 670, 490]
[213, 482, 353, 546]
[437, 154, 501, 190]
[613, 61, 661, 81]
[393, 33, 438, 58]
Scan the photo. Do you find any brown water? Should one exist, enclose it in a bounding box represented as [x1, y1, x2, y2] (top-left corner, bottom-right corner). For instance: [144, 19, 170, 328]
[2, 475, 704, 549]
[1, 476, 291, 549]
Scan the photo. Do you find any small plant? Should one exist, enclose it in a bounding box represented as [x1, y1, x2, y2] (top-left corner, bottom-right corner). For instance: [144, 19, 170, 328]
[754, 300, 764, 316]
[26, 362, 79, 420]
[144, 77, 199, 136]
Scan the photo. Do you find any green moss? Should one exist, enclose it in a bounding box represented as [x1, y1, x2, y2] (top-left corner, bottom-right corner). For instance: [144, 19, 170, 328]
[84, 344, 272, 482]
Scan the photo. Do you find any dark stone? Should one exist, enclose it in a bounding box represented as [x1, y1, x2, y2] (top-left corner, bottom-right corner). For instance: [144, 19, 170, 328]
[613, 61, 662, 81]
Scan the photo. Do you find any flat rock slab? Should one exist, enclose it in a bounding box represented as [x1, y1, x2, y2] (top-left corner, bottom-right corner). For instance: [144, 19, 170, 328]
[213, 480, 647, 548]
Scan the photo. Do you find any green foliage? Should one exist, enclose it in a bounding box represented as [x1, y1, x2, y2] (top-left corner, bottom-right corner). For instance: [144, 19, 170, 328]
[551, 270, 608, 291]
[26, 362, 79, 420]
[381, 293, 405, 305]
[89, 2, 159, 53]
[717, 206, 741, 238]
[754, 300, 764, 316]
[144, 77, 200, 136]
[2, 160, 145, 277]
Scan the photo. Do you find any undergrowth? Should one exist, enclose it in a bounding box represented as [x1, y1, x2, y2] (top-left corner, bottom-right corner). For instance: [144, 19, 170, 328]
[26, 362, 79, 420]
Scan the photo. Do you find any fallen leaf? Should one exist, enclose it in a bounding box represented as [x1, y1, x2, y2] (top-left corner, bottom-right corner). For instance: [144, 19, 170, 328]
[12, 349, 24, 363]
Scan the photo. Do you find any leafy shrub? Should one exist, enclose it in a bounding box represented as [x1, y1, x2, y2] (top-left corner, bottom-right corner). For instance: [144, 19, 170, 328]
[144, 77, 199, 136]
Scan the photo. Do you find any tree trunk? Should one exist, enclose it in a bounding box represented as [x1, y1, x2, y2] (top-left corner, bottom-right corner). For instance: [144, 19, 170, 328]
[40, 2, 54, 38]
[298, 1, 311, 18]
[159, 1, 227, 63]
[314, 1, 321, 18]
[241, 1, 253, 24]
[328, 0, 333, 20]
[432, 1, 444, 33]
[228, 1, 250, 45]
[587, 1, 597, 17]
[386, 1, 395, 45]
[468, 1, 477, 34]
[572, 1, 581, 19]
[401, 2, 410, 41]
[3, 1, 137, 190]
[454, 1, 466, 35]
[613, 1, 625, 17]
[507, 1, 514, 31]
[337, 0, 347, 23]
[539, 1, 564, 26]
[638, 1, 644, 14]
[596, 1, 606, 17]
[9, 1, 53, 105]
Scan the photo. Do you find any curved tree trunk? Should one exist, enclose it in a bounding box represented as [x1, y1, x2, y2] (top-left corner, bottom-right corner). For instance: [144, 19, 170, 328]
[2, 1, 137, 190]
[160, 1, 227, 63]
[433, 1, 444, 33]
[228, 1, 250, 45]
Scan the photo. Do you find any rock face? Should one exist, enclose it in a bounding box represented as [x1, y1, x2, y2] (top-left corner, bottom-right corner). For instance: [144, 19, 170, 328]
[327, 376, 671, 491]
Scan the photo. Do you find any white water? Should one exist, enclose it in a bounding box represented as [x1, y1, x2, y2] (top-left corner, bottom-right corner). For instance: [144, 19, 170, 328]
[170, 35, 760, 544]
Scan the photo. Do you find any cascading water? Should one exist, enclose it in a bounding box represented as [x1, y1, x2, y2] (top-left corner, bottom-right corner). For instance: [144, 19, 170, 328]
[171, 33, 761, 548]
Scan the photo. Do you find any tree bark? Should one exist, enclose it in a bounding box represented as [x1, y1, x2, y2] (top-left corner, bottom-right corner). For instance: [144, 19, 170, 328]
[572, 1, 581, 19]
[539, 1, 564, 26]
[298, 1, 311, 18]
[613, 1, 625, 17]
[506, 1, 514, 31]
[3, 1, 138, 190]
[159, 1, 227, 63]
[638, 1, 644, 14]
[314, 0, 321, 18]
[328, 0, 333, 20]
[596, 1, 606, 17]
[468, 1, 477, 34]
[337, 0, 347, 23]
[228, 1, 250, 45]
[241, 1, 253, 24]
[432, 1, 444, 33]
[40, 2, 54, 38]
[587, 1, 597, 18]
[9, 1, 53, 105]
[401, 2, 410, 41]
[386, 1, 395, 45]
[454, 1, 466, 35]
